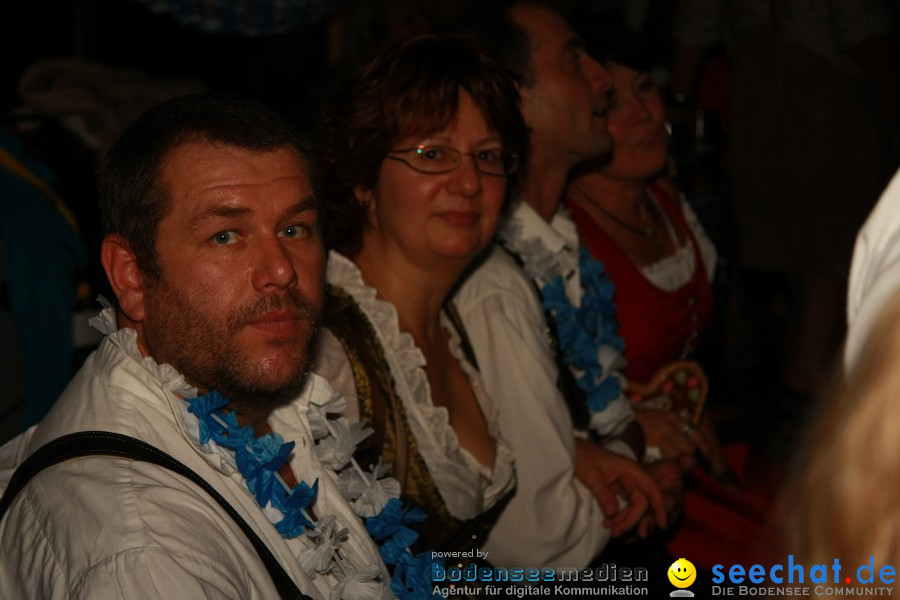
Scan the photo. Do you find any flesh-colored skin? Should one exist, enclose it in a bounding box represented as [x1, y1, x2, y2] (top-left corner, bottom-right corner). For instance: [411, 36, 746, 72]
[103, 142, 323, 436]
[353, 92, 507, 468]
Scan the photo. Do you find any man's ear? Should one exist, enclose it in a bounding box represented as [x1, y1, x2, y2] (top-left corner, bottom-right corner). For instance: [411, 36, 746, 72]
[100, 234, 146, 323]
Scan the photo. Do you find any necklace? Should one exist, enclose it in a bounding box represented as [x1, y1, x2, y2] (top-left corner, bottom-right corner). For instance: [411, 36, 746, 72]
[571, 184, 658, 240]
[591, 200, 657, 239]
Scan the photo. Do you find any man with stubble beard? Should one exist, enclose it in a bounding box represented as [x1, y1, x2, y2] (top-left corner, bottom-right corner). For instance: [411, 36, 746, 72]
[0, 94, 388, 599]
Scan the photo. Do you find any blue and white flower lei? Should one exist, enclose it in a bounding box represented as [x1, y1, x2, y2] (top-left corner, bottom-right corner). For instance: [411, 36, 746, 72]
[499, 217, 627, 426]
[540, 248, 625, 413]
[185, 390, 442, 600]
[88, 299, 440, 598]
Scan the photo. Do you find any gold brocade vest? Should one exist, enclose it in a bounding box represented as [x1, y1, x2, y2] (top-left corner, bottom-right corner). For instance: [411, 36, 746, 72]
[323, 284, 512, 558]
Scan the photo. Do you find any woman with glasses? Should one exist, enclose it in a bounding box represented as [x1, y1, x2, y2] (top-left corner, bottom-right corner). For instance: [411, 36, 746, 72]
[313, 35, 528, 562]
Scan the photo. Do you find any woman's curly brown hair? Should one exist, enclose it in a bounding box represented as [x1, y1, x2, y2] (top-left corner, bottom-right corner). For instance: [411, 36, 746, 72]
[316, 34, 529, 257]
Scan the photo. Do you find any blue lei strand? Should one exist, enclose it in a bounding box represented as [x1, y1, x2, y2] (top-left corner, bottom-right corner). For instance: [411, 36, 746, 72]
[366, 498, 443, 599]
[186, 390, 443, 599]
[540, 247, 625, 413]
[185, 391, 318, 537]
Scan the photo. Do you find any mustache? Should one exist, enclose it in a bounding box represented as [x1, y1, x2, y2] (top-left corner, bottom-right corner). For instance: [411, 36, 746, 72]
[227, 290, 319, 333]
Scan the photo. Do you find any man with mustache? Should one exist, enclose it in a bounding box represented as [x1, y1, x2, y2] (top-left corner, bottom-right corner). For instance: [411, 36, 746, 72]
[452, 0, 677, 568]
[0, 94, 387, 599]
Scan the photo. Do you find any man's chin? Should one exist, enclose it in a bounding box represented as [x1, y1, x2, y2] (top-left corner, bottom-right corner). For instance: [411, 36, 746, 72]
[239, 357, 312, 396]
[215, 368, 311, 420]
[197, 346, 312, 399]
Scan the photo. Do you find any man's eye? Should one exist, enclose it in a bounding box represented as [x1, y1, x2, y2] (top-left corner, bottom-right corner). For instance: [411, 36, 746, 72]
[567, 50, 583, 68]
[637, 77, 655, 93]
[212, 231, 237, 245]
[281, 224, 310, 239]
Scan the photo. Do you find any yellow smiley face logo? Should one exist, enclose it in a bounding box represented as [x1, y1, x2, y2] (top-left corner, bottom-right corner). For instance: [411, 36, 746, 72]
[668, 558, 697, 588]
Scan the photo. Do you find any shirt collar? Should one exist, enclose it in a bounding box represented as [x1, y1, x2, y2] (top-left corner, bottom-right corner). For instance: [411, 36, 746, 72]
[509, 200, 579, 255]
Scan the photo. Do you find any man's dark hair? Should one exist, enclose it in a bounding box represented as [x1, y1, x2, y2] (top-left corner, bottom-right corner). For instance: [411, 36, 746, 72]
[448, 0, 535, 87]
[317, 34, 529, 257]
[449, 0, 579, 89]
[99, 92, 315, 279]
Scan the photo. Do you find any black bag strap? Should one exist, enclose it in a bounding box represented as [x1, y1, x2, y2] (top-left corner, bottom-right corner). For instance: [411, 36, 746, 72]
[0, 431, 311, 600]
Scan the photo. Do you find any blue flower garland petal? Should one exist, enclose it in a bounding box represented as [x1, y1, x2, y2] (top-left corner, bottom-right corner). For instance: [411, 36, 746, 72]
[285, 479, 319, 510]
[260, 438, 295, 470]
[186, 390, 229, 417]
[366, 498, 428, 541]
[403, 506, 427, 524]
[366, 497, 404, 540]
[391, 552, 444, 600]
[379, 525, 420, 565]
[185, 392, 319, 541]
[276, 508, 316, 538]
[539, 248, 626, 419]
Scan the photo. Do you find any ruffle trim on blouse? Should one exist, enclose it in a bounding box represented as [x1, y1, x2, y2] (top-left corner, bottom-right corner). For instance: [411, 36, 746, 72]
[442, 318, 515, 510]
[326, 252, 514, 519]
[327, 253, 452, 443]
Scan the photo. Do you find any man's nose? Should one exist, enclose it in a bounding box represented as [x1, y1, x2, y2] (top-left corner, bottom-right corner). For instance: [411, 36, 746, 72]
[251, 235, 299, 291]
[584, 54, 612, 96]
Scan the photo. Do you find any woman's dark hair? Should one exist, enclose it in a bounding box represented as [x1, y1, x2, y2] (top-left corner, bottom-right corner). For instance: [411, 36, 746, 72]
[579, 25, 656, 73]
[316, 34, 529, 257]
[447, 0, 537, 88]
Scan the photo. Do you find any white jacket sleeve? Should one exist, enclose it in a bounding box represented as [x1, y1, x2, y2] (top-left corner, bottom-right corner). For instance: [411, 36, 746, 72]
[454, 247, 611, 568]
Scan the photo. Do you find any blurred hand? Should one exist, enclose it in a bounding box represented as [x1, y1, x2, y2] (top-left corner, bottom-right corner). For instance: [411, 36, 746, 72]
[573, 439, 667, 538]
[635, 409, 731, 478]
[634, 409, 696, 472]
[619, 458, 684, 541]
[645, 458, 684, 523]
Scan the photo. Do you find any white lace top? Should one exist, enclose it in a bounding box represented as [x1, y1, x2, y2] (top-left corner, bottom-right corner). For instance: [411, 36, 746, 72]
[640, 191, 717, 292]
[313, 251, 516, 521]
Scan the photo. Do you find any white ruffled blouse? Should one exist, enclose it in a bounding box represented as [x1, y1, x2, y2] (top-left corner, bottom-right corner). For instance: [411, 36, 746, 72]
[313, 251, 515, 521]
